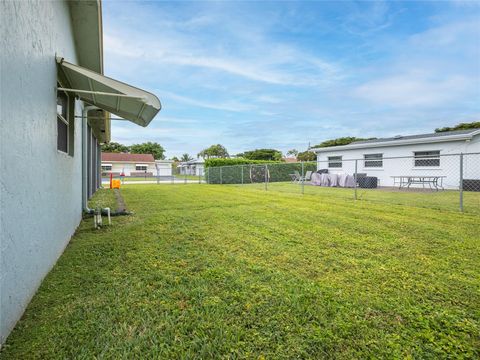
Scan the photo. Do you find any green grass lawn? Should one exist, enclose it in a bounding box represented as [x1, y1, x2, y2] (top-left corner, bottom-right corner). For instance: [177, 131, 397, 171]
[253, 182, 480, 214]
[102, 175, 204, 182]
[173, 174, 205, 181]
[2, 185, 479, 358]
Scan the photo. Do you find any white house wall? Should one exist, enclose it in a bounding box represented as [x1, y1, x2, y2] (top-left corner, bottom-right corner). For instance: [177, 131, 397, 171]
[315, 139, 480, 189]
[155, 163, 173, 176]
[103, 162, 172, 176]
[0, 1, 84, 343]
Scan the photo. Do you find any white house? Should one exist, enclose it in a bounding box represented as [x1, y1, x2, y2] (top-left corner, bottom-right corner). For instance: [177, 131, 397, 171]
[313, 129, 480, 189]
[156, 159, 174, 177]
[177, 159, 205, 176]
[1, 0, 160, 344]
[101, 153, 172, 177]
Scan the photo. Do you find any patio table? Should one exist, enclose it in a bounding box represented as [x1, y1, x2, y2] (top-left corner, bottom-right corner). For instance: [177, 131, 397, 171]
[391, 175, 446, 191]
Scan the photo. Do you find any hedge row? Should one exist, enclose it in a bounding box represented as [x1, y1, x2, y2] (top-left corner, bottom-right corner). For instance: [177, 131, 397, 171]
[205, 162, 317, 184]
[205, 158, 280, 168]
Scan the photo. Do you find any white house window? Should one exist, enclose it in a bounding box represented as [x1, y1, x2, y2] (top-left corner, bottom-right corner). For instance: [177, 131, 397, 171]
[102, 165, 112, 171]
[328, 156, 342, 168]
[364, 153, 383, 168]
[136, 164, 148, 171]
[414, 151, 440, 167]
[57, 87, 69, 153]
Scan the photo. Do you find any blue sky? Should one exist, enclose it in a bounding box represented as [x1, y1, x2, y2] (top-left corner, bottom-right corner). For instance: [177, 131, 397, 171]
[103, 1, 480, 159]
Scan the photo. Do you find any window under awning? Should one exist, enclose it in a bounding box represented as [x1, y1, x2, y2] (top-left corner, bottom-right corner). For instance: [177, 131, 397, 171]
[56, 57, 161, 127]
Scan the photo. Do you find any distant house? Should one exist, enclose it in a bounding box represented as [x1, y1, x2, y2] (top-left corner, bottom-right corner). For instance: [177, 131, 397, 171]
[101, 153, 172, 177]
[1, 1, 160, 343]
[177, 159, 205, 176]
[282, 157, 298, 163]
[313, 129, 480, 188]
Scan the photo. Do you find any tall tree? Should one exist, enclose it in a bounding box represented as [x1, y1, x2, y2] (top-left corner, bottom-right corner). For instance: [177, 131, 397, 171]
[180, 153, 194, 162]
[101, 142, 129, 153]
[286, 149, 299, 157]
[243, 149, 283, 161]
[129, 142, 165, 160]
[435, 121, 480, 133]
[198, 144, 229, 159]
[297, 150, 316, 161]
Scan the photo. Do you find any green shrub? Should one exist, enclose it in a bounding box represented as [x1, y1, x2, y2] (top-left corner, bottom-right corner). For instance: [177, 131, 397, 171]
[205, 158, 280, 168]
[205, 162, 317, 184]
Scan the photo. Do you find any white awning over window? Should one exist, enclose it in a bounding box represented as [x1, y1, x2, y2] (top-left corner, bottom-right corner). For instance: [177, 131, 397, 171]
[56, 57, 161, 127]
[135, 164, 148, 167]
[101, 163, 113, 166]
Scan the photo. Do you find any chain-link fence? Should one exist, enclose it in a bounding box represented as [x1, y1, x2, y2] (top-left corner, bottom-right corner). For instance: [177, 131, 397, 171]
[204, 153, 480, 213]
[102, 165, 205, 185]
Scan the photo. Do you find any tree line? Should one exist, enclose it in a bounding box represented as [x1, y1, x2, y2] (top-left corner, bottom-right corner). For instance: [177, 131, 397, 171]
[102, 122, 479, 163]
[101, 142, 166, 160]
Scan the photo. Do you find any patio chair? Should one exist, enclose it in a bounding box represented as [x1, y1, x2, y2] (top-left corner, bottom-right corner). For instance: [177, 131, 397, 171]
[300, 171, 313, 183]
[290, 170, 301, 183]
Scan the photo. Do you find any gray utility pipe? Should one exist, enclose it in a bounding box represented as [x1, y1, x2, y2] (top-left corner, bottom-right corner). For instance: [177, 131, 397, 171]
[81, 105, 130, 218]
[82, 105, 97, 212]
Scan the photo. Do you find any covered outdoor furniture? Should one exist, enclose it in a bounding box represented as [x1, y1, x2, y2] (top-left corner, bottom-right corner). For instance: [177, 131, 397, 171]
[328, 173, 339, 187]
[311, 172, 356, 187]
[311, 172, 327, 186]
[338, 174, 356, 188]
[391, 176, 445, 191]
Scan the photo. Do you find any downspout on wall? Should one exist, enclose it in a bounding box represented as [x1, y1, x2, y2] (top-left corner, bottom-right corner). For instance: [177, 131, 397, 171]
[82, 105, 97, 211]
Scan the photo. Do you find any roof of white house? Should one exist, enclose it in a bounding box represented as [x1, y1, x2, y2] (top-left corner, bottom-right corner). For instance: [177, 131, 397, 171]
[101, 152, 155, 162]
[313, 129, 480, 152]
[179, 159, 205, 165]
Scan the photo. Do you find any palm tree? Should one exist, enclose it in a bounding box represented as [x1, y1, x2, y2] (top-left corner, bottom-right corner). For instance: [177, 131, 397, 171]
[181, 153, 193, 162]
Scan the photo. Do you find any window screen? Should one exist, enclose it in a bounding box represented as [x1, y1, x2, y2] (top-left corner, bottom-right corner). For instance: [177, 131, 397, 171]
[364, 153, 383, 167]
[414, 151, 440, 167]
[57, 88, 69, 153]
[328, 156, 342, 168]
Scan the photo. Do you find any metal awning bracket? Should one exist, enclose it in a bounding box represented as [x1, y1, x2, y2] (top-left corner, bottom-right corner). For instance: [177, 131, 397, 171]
[56, 87, 146, 100]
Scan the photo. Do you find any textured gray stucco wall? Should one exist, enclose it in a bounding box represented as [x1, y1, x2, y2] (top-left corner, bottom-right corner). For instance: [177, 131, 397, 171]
[0, 1, 84, 343]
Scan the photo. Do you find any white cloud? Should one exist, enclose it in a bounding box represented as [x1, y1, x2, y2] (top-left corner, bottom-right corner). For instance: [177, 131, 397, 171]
[159, 90, 255, 113]
[102, 1, 480, 157]
[104, 28, 342, 87]
[353, 72, 471, 107]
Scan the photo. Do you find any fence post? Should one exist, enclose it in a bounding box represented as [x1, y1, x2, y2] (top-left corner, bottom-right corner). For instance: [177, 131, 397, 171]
[264, 164, 268, 191]
[241, 165, 244, 185]
[207, 168, 210, 184]
[301, 161, 305, 195]
[220, 167, 223, 185]
[354, 159, 358, 200]
[459, 153, 464, 212]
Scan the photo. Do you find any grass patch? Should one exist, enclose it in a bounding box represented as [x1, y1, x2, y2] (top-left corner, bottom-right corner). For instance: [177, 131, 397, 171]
[231, 182, 480, 214]
[2, 185, 479, 358]
[174, 175, 204, 181]
[87, 188, 118, 211]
